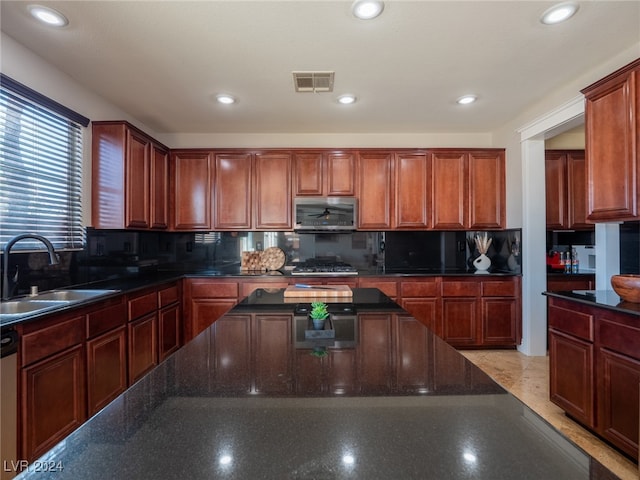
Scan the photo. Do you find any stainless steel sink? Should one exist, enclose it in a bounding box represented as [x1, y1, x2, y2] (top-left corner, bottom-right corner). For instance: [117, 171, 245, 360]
[35, 289, 118, 302]
[1, 289, 119, 321]
[1, 300, 68, 316]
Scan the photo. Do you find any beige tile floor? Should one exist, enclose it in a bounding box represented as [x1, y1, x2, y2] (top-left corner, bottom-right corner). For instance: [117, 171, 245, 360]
[460, 350, 638, 480]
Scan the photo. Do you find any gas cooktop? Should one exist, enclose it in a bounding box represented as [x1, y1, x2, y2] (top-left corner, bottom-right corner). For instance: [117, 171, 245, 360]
[291, 259, 358, 276]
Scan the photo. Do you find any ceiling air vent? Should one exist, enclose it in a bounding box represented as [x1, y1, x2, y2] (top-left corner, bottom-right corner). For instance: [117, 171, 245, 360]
[292, 71, 335, 93]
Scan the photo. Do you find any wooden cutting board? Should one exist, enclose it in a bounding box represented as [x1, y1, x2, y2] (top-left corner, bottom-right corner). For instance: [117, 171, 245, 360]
[283, 285, 353, 298]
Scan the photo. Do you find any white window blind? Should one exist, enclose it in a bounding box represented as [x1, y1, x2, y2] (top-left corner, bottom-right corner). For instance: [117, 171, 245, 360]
[0, 75, 89, 252]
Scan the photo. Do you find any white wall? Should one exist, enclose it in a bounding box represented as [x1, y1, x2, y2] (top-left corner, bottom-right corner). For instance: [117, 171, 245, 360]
[492, 43, 640, 356]
[1, 32, 162, 225]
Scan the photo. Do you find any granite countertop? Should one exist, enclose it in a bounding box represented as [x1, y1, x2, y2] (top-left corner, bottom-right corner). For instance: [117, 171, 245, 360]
[543, 289, 640, 316]
[15, 289, 606, 479]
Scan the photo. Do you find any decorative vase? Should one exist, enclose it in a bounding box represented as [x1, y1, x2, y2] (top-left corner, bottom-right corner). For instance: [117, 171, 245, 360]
[473, 253, 491, 272]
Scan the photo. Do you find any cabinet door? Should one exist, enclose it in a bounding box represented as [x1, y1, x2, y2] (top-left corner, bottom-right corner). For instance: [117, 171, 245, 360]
[214, 152, 252, 229]
[294, 152, 324, 196]
[357, 152, 393, 229]
[326, 152, 356, 196]
[431, 151, 468, 229]
[254, 315, 293, 394]
[566, 151, 592, 229]
[128, 313, 158, 384]
[150, 143, 169, 229]
[357, 314, 392, 392]
[441, 298, 477, 346]
[597, 348, 640, 458]
[86, 326, 127, 416]
[171, 151, 212, 230]
[394, 315, 431, 392]
[481, 298, 517, 345]
[394, 152, 430, 229]
[545, 151, 568, 229]
[159, 304, 181, 361]
[549, 330, 594, 427]
[584, 65, 638, 221]
[212, 315, 252, 393]
[21, 345, 86, 461]
[125, 129, 151, 229]
[254, 152, 292, 229]
[401, 298, 440, 336]
[188, 299, 236, 342]
[468, 151, 505, 229]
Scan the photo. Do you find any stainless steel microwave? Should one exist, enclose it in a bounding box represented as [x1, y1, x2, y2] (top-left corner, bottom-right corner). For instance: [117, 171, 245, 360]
[294, 197, 357, 232]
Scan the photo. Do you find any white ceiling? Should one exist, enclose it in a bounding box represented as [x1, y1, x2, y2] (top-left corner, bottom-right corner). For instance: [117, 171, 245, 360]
[1, 1, 639, 135]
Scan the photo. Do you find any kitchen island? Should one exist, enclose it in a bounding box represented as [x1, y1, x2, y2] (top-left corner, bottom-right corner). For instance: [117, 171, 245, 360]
[13, 289, 605, 479]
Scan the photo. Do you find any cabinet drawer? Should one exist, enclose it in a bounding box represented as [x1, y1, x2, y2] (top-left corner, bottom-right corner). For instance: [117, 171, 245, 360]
[22, 315, 85, 366]
[400, 281, 438, 297]
[548, 304, 594, 341]
[190, 281, 239, 298]
[598, 318, 640, 360]
[159, 283, 179, 307]
[482, 280, 517, 297]
[128, 290, 158, 320]
[86, 298, 127, 339]
[441, 281, 480, 297]
[358, 280, 398, 298]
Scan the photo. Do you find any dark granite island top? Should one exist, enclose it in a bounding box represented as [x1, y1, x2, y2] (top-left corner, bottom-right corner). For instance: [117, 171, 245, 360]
[15, 289, 609, 479]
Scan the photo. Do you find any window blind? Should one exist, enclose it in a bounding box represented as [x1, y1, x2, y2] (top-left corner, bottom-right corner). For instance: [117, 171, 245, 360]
[0, 76, 87, 252]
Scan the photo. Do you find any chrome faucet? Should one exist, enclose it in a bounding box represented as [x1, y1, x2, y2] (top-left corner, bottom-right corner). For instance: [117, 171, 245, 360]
[2, 234, 59, 300]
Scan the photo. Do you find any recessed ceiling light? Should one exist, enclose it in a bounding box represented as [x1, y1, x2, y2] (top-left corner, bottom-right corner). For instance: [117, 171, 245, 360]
[352, 0, 384, 20]
[540, 2, 579, 25]
[28, 5, 68, 27]
[457, 95, 477, 105]
[337, 94, 357, 105]
[216, 94, 236, 105]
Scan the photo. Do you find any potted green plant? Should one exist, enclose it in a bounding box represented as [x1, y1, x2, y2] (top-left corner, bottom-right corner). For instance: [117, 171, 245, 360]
[309, 301, 329, 330]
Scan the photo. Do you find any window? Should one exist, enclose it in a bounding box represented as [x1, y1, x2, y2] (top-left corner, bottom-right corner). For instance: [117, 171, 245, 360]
[0, 75, 89, 251]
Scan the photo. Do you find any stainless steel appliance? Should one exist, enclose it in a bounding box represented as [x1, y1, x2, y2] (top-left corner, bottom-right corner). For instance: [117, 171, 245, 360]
[294, 197, 357, 232]
[1, 330, 18, 480]
[291, 258, 358, 275]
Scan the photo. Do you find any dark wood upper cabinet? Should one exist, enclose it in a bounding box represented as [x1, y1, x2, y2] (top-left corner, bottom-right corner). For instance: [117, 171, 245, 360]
[431, 150, 468, 229]
[254, 152, 292, 229]
[150, 143, 169, 229]
[357, 151, 394, 230]
[468, 150, 505, 229]
[394, 152, 430, 229]
[294, 151, 356, 196]
[582, 58, 640, 222]
[170, 150, 213, 230]
[546, 150, 592, 230]
[92, 121, 169, 230]
[214, 152, 253, 229]
[545, 150, 568, 229]
[326, 152, 356, 196]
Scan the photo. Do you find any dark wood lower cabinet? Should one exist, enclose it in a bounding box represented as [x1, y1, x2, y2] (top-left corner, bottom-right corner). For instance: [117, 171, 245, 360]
[548, 295, 640, 460]
[159, 303, 181, 361]
[549, 329, 594, 427]
[357, 313, 393, 392]
[21, 345, 86, 461]
[395, 315, 431, 392]
[254, 314, 293, 394]
[597, 348, 640, 457]
[86, 326, 127, 416]
[442, 298, 477, 345]
[128, 313, 158, 384]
